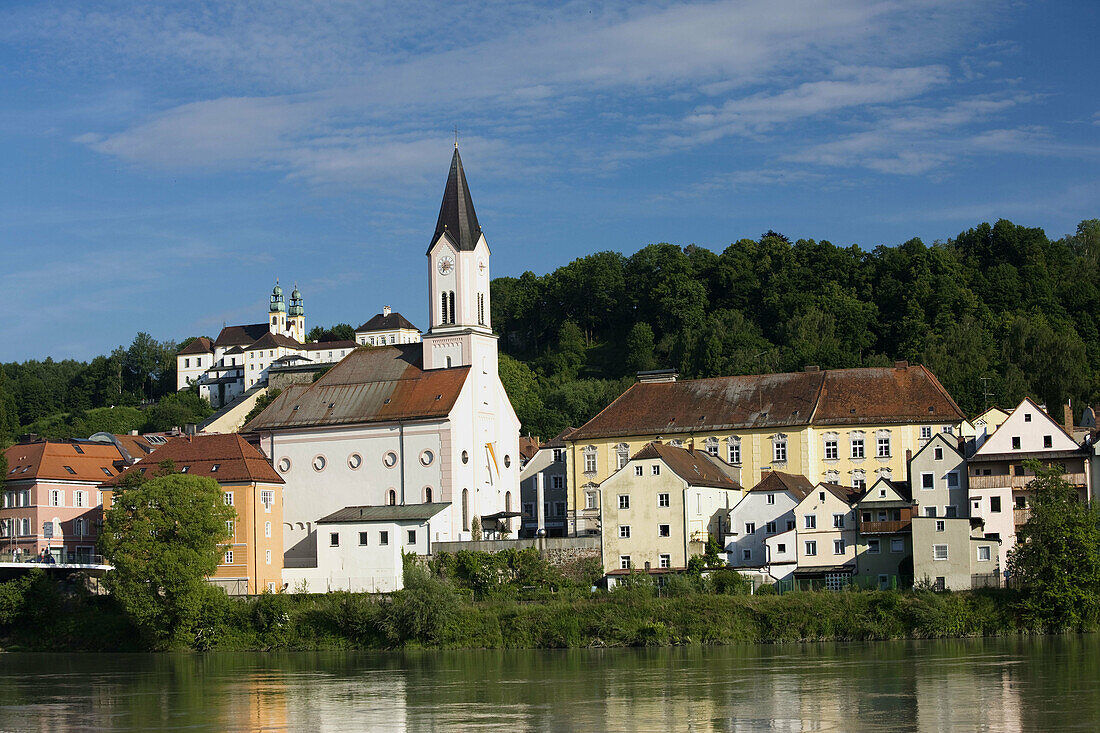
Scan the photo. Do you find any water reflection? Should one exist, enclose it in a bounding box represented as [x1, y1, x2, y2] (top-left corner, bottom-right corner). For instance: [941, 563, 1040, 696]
[0, 636, 1096, 731]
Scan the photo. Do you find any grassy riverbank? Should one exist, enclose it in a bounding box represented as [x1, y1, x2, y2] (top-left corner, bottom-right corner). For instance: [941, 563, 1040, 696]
[0, 568, 1069, 652]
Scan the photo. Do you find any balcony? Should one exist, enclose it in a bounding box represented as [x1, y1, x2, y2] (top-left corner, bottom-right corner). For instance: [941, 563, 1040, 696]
[1014, 507, 1031, 526]
[969, 472, 1087, 491]
[859, 519, 910, 534]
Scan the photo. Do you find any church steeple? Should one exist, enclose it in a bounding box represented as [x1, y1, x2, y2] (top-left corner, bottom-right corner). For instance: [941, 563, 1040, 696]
[430, 147, 482, 253]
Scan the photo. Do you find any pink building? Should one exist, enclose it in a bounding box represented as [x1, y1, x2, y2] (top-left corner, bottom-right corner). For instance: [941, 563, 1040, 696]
[2, 440, 140, 563]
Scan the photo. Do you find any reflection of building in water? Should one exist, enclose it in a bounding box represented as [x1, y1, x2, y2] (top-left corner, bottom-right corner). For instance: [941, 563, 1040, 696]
[241, 676, 289, 732]
[914, 648, 1022, 731]
[284, 671, 407, 731]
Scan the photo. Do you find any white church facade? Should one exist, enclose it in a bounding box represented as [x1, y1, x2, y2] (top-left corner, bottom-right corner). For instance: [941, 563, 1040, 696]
[242, 148, 521, 587]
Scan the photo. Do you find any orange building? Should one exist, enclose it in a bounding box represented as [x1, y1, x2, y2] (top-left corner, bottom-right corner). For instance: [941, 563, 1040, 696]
[105, 434, 284, 595]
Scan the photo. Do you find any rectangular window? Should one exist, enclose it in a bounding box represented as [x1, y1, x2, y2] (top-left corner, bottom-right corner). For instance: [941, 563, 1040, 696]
[224, 551, 234, 564]
[832, 513, 845, 529]
[260, 490, 274, 509]
[766, 493, 775, 505]
[891, 538, 904, 553]
[407, 530, 416, 545]
[786, 519, 796, 531]
[824, 439, 838, 460]
[804, 541, 817, 557]
[74, 491, 86, 508]
[265, 521, 271, 538]
[618, 495, 630, 510]
[1043, 435, 1053, 448]
[728, 442, 741, 464]
[1011, 436, 1021, 450]
[742, 549, 752, 561]
[224, 492, 233, 506]
[933, 544, 949, 561]
[652, 465, 660, 476]
[658, 524, 670, 537]
[833, 539, 845, 555]
[945, 505, 957, 518]
[777, 543, 786, 554]
[379, 531, 389, 545]
[977, 546, 991, 562]
[804, 514, 816, 529]
[210, 464, 220, 473]
[766, 521, 777, 534]
[851, 437, 865, 459]
[265, 549, 271, 565]
[705, 441, 719, 457]
[658, 493, 670, 508]
[935, 520, 945, 532]
[990, 496, 1002, 512]
[585, 493, 596, 510]
[226, 521, 234, 538]
[921, 472, 934, 490]
[934, 447, 944, 461]
[619, 525, 631, 539]
[617, 453, 628, 470]
[920, 426, 932, 440]
[359, 532, 368, 546]
[877, 437, 891, 458]
[63, 466, 76, 475]
[554, 501, 565, 517]
[868, 539, 880, 554]
[634, 465, 643, 476]
[551, 476, 564, 490]
[946, 472, 959, 489]
[745, 522, 755, 535]
[773, 440, 787, 463]
[659, 554, 671, 569]
[584, 452, 597, 473]
[50, 490, 62, 507]
[1024, 413, 1032, 422]
[620, 555, 631, 570]
[329, 532, 339, 547]
[553, 449, 563, 462]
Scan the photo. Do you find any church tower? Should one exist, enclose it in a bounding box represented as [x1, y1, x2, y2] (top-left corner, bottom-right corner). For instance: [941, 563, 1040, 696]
[423, 146, 496, 372]
[269, 280, 286, 336]
[288, 284, 305, 342]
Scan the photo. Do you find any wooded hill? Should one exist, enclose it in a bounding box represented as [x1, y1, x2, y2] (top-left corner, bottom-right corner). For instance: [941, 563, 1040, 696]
[2, 218, 1098, 447]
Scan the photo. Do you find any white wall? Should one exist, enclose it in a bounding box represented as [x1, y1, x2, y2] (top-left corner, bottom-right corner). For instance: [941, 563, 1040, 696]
[726, 491, 799, 568]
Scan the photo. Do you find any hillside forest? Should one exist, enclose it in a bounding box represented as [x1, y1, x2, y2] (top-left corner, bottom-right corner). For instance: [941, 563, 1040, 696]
[1, 218, 1098, 450]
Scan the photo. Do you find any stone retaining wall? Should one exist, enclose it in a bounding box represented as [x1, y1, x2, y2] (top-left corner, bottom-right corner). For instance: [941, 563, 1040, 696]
[431, 536, 600, 566]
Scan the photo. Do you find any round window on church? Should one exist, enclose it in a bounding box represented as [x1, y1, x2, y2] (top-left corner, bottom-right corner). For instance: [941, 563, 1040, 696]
[462, 450, 469, 464]
[504, 455, 511, 468]
[277, 457, 291, 473]
[312, 455, 327, 472]
[348, 453, 362, 470]
[382, 451, 398, 468]
[420, 450, 434, 467]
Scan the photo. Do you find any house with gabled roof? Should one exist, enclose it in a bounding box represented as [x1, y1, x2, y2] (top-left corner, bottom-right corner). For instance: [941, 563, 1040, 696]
[725, 471, 812, 572]
[854, 477, 914, 588]
[787, 482, 861, 589]
[518, 428, 574, 538]
[565, 361, 964, 536]
[968, 397, 1089, 573]
[598, 442, 742, 584]
[355, 306, 421, 347]
[241, 148, 521, 574]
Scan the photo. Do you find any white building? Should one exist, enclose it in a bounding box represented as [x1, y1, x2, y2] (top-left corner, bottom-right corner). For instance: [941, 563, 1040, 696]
[355, 306, 421, 346]
[175, 283, 357, 407]
[243, 147, 522, 576]
[725, 471, 812, 570]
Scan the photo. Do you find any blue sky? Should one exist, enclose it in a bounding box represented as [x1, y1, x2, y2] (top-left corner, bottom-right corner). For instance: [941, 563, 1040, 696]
[2, 0, 1098, 362]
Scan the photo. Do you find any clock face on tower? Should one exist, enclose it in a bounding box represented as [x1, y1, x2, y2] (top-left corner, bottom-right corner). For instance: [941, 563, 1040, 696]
[437, 256, 455, 274]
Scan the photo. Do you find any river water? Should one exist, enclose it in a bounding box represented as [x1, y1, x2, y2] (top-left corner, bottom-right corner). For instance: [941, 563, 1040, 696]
[0, 635, 1096, 731]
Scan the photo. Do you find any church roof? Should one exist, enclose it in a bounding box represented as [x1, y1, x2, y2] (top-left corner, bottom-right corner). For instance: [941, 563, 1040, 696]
[241, 344, 470, 432]
[178, 337, 213, 355]
[429, 148, 482, 253]
[355, 311, 420, 333]
[214, 323, 271, 348]
[245, 332, 303, 351]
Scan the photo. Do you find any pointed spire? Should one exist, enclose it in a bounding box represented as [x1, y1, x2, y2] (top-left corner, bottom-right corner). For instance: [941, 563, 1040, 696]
[431, 147, 482, 252]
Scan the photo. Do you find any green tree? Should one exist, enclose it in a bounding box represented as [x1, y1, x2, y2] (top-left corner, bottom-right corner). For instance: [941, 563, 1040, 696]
[1007, 461, 1100, 629]
[306, 323, 356, 343]
[625, 322, 657, 374]
[143, 392, 213, 432]
[99, 473, 236, 648]
[243, 388, 282, 425]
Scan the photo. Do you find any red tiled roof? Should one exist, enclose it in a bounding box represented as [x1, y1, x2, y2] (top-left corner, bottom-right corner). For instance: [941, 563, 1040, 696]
[568, 364, 963, 441]
[629, 443, 741, 490]
[4, 441, 125, 483]
[178, 337, 213, 355]
[214, 323, 270, 348]
[103, 434, 282, 486]
[242, 344, 469, 431]
[749, 471, 813, 500]
[245, 331, 303, 350]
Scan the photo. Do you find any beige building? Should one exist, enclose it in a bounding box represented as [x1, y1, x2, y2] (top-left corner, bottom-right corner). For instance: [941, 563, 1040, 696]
[566, 363, 963, 535]
[789, 483, 860, 588]
[911, 517, 998, 591]
[599, 443, 741, 583]
[354, 306, 421, 346]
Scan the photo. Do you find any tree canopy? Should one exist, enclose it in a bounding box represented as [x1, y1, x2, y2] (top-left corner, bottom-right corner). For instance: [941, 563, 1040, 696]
[99, 470, 236, 648]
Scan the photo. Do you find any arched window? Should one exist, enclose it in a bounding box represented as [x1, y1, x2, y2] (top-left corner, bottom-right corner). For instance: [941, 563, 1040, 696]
[616, 443, 630, 469]
[583, 446, 597, 474]
[704, 437, 719, 457]
[727, 436, 741, 465]
[441, 292, 448, 325]
[478, 293, 485, 325]
[387, 489, 397, 506]
[448, 291, 456, 324]
[771, 434, 788, 464]
[424, 487, 433, 503]
[505, 491, 512, 512]
[462, 489, 469, 531]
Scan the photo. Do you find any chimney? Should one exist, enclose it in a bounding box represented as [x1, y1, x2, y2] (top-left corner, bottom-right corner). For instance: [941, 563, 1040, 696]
[130, 430, 139, 436]
[803, 365, 820, 372]
[894, 360, 908, 369]
[1064, 400, 1074, 432]
[383, 305, 392, 317]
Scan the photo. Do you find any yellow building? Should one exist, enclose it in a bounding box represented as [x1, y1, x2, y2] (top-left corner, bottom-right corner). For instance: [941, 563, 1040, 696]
[104, 434, 284, 595]
[566, 363, 963, 535]
[599, 442, 741, 582]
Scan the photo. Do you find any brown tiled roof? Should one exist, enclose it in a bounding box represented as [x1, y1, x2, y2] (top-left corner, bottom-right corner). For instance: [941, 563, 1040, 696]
[749, 470, 813, 500]
[4, 441, 124, 483]
[518, 437, 540, 462]
[544, 427, 576, 448]
[817, 482, 862, 504]
[568, 365, 962, 441]
[108, 434, 180, 461]
[103, 434, 282, 486]
[302, 340, 358, 351]
[355, 312, 419, 333]
[214, 323, 270, 348]
[245, 332, 303, 351]
[178, 337, 213, 355]
[241, 344, 470, 432]
[629, 443, 742, 490]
